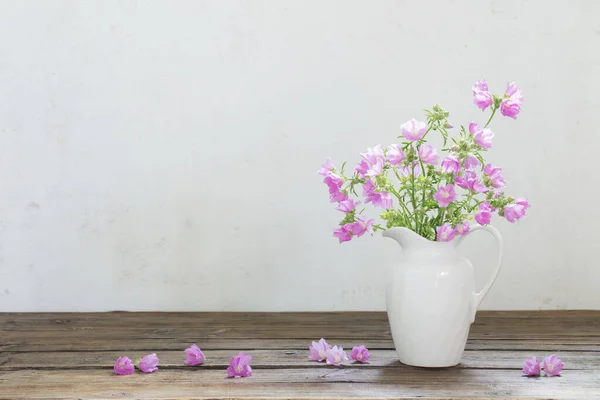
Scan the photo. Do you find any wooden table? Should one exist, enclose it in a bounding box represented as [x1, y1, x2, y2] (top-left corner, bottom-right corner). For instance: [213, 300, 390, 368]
[0, 311, 598, 399]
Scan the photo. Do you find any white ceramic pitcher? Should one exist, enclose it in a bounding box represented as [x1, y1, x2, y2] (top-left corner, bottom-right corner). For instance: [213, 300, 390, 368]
[382, 226, 503, 367]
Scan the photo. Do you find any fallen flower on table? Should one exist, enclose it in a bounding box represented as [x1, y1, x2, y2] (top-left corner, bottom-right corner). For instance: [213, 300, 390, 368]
[542, 354, 564, 377]
[227, 352, 252, 378]
[184, 344, 205, 366]
[113, 356, 134, 375]
[138, 353, 159, 373]
[309, 338, 331, 362]
[325, 345, 348, 366]
[349, 345, 371, 364]
[521, 356, 540, 376]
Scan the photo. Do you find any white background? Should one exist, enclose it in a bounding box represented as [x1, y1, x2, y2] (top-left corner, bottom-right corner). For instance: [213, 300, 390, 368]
[0, 0, 598, 312]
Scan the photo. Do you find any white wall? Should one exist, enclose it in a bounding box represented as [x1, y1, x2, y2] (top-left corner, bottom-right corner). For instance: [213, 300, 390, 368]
[0, 0, 598, 312]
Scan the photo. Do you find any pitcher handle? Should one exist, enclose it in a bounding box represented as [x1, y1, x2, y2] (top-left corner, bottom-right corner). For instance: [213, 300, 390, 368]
[457, 225, 503, 322]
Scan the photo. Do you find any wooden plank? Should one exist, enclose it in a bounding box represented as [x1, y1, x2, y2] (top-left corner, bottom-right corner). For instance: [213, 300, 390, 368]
[0, 369, 598, 399]
[2, 319, 599, 339]
[0, 349, 597, 371]
[2, 312, 599, 341]
[1, 310, 598, 330]
[3, 338, 600, 353]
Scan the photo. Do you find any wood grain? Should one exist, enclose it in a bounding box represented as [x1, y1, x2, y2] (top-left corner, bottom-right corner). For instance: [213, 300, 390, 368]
[0, 349, 598, 371]
[1, 311, 599, 399]
[1, 369, 599, 399]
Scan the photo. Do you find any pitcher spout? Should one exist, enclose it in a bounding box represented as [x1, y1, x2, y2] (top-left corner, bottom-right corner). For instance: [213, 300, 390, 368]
[382, 227, 433, 249]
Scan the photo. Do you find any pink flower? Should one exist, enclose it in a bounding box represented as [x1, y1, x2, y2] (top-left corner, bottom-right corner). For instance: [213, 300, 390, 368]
[355, 160, 369, 178]
[350, 215, 374, 237]
[386, 144, 405, 165]
[465, 155, 481, 169]
[469, 121, 481, 135]
[441, 155, 460, 174]
[138, 353, 159, 373]
[472, 80, 493, 110]
[542, 354, 564, 377]
[323, 174, 346, 203]
[522, 356, 541, 376]
[484, 164, 505, 188]
[365, 158, 385, 177]
[329, 191, 348, 203]
[324, 174, 348, 203]
[336, 199, 359, 213]
[114, 356, 134, 375]
[333, 224, 353, 243]
[501, 99, 521, 119]
[318, 159, 335, 177]
[360, 145, 386, 178]
[475, 202, 493, 225]
[454, 221, 470, 236]
[401, 119, 427, 141]
[418, 144, 439, 165]
[505, 82, 523, 100]
[184, 344, 205, 366]
[309, 338, 332, 362]
[503, 203, 526, 223]
[501, 82, 523, 119]
[349, 345, 371, 363]
[474, 128, 494, 149]
[436, 224, 455, 242]
[434, 184, 456, 208]
[360, 145, 385, 165]
[363, 180, 393, 209]
[325, 345, 348, 366]
[456, 171, 487, 193]
[324, 174, 342, 192]
[515, 197, 530, 210]
[472, 80, 489, 93]
[227, 352, 252, 378]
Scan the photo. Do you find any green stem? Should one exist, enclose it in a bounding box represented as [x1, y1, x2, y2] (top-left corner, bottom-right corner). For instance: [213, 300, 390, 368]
[410, 164, 419, 232]
[484, 106, 497, 128]
[390, 187, 413, 220]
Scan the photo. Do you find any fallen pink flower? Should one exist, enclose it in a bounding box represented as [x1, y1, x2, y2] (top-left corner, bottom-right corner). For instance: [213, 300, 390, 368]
[227, 352, 253, 378]
[349, 345, 371, 364]
[114, 356, 134, 375]
[309, 338, 332, 362]
[325, 345, 348, 366]
[522, 356, 541, 376]
[185, 344, 205, 366]
[138, 353, 159, 373]
[542, 354, 564, 377]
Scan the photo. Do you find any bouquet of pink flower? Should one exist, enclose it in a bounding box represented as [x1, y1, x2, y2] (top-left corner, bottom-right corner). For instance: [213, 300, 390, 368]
[319, 80, 529, 242]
